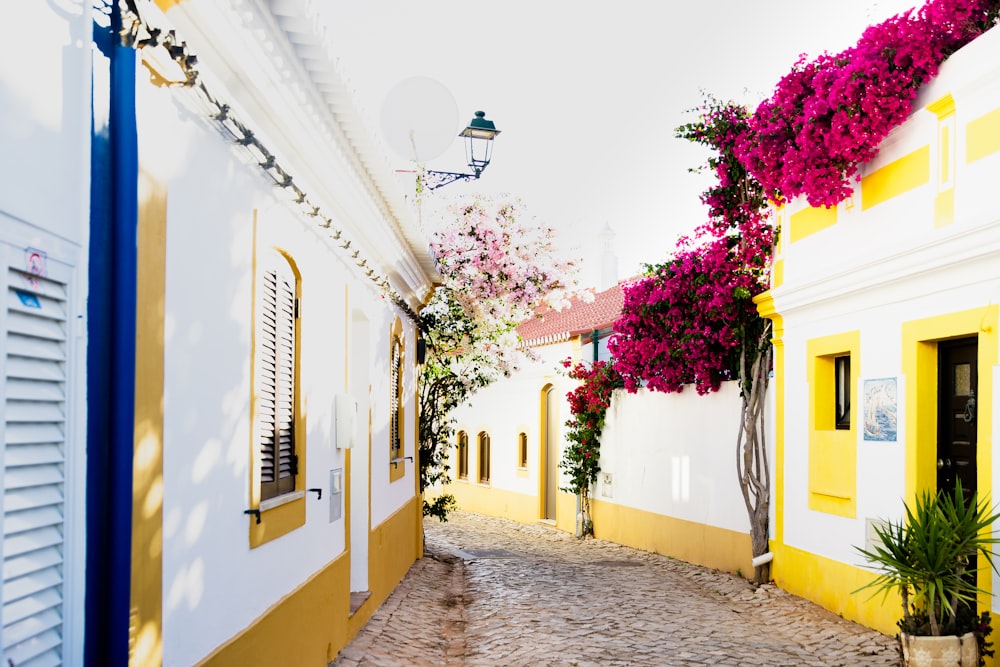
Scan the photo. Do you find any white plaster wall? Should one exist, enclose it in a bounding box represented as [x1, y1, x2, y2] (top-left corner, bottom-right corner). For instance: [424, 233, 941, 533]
[369, 310, 421, 528]
[598, 383, 751, 534]
[775, 24, 1000, 574]
[0, 1, 91, 244]
[140, 78, 413, 665]
[450, 340, 578, 497]
[0, 4, 92, 664]
[451, 340, 769, 541]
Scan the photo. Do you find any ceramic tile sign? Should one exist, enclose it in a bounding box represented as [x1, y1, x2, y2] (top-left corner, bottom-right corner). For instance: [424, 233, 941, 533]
[863, 377, 897, 442]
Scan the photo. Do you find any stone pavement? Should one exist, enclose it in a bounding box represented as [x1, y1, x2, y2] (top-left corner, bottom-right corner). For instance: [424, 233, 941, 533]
[333, 511, 901, 667]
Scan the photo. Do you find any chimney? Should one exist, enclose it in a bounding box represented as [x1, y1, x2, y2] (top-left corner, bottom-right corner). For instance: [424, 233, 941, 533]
[599, 222, 619, 290]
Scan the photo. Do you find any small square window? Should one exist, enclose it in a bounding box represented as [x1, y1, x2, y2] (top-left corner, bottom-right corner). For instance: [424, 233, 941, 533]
[835, 355, 851, 430]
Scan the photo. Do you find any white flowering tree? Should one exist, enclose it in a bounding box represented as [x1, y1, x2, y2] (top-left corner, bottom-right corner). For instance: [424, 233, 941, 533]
[419, 195, 580, 520]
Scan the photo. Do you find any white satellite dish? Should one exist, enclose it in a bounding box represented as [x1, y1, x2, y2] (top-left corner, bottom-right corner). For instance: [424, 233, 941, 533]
[380, 76, 459, 163]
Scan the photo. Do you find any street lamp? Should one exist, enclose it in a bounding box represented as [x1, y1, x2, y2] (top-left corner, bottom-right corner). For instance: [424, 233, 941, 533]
[424, 110, 501, 190]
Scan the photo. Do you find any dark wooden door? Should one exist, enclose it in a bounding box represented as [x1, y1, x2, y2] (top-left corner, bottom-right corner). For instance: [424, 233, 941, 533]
[937, 338, 978, 496]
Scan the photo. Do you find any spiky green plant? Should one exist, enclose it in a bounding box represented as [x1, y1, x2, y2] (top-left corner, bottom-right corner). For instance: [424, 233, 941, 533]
[856, 482, 1000, 637]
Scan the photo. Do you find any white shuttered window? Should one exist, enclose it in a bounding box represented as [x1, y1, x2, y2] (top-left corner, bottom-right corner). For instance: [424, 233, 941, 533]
[3, 266, 68, 667]
[255, 253, 299, 502]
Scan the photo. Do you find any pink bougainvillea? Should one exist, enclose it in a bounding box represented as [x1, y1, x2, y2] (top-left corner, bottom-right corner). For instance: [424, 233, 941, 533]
[420, 194, 583, 519]
[428, 195, 579, 327]
[609, 224, 772, 396]
[736, 0, 999, 208]
[560, 359, 624, 494]
[609, 97, 773, 396]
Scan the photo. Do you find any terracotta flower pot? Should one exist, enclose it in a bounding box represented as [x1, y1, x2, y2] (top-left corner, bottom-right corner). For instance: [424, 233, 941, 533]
[900, 632, 978, 667]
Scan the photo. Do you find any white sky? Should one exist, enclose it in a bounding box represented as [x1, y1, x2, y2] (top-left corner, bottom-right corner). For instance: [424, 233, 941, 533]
[321, 1, 919, 288]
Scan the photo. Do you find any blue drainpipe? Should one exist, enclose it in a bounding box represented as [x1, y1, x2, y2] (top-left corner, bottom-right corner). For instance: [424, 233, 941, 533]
[86, 4, 137, 665]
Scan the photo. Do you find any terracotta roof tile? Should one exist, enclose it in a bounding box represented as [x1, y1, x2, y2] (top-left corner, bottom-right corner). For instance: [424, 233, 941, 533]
[517, 283, 624, 345]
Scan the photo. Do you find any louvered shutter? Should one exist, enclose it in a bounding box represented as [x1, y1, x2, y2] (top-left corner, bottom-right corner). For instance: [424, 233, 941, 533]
[389, 338, 402, 459]
[3, 267, 68, 667]
[257, 257, 297, 501]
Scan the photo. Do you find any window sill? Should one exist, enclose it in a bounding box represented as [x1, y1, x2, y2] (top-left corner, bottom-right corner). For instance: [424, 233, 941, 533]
[260, 490, 305, 512]
[390, 456, 413, 469]
[250, 492, 306, 548]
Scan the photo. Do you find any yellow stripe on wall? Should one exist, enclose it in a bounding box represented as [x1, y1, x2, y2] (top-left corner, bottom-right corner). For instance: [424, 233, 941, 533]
[771, 259, 784, 289]
[788, 206, 837, 244]
[861, 145, 930, 210]
[131, 170, 167, 667]
[967, 107, 1000, 164]
[934, 188, 955, 228]
[199, 497, 420, 667]
[591, 500, 753, 575]
[771, 543, 899, 635]
[197, 554, 351, 667]
[350, 497, 422, 639]
[439, 481, 552, 525]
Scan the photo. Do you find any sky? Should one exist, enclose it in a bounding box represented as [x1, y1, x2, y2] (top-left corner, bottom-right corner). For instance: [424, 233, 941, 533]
[321, 1, 919, 289]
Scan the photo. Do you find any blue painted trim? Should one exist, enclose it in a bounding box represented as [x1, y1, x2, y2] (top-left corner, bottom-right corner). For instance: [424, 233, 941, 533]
[85, 4, 137, 664]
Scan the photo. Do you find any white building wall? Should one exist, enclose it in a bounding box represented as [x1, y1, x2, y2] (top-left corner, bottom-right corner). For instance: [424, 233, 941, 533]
[143, 78, 418, 666]
[151, 107, 328, 666]
[452, 335, 772, 544]
[451, 340, 578, 498]
[0, 1, 92, 246]
[771, 23, 1000, 596]
[369, 316, 420, 528]
[597, 382, 754, 535]
[0, 3, 92, 665]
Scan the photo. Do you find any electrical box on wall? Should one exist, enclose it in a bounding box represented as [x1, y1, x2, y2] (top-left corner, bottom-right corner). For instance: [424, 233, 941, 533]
[329, 468, 343, 523]
[335, 394, 357, 449]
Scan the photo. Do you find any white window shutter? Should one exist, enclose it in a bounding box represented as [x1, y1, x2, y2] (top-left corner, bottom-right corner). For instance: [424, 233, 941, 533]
[3, 266, 68, 667]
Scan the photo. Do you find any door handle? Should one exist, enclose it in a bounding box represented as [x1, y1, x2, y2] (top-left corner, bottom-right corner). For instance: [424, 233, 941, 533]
[964, 389, 976, 424]
[937, 458, 952, 470]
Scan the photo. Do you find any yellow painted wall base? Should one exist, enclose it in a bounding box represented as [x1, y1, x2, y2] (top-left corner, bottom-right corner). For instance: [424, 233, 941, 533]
[590, 500, 753, 575]
[555, 493, 578, 533]
[438, 482, 542, 524]
[197, 554, 350, 667]
[198, 497, 421, 667]
[432, 482, 580, 532]
[348, 497, 422, 638]
[771, 542, 904, 637]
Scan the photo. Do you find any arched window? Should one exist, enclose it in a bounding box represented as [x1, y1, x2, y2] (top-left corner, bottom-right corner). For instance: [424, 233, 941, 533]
[478, 431, 491, 484]
[517, 432, 528, 469]
[389, 331, 404, 460]
[457, 431, 469, 480]
[255, 250, 300, 501]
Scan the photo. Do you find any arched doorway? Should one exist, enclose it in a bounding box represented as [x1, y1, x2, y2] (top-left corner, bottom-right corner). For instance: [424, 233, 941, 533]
[541, 384, 559, 521]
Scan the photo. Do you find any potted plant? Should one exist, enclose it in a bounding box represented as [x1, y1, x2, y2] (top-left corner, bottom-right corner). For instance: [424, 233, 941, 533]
[856, 482, 999, 666]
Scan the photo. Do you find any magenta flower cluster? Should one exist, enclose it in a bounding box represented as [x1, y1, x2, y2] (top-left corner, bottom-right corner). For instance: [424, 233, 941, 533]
[609, 97, 773, 396]
[609, 223, 772, 396]
[736, 0, 999, 208]
[559, 359, 624, 495]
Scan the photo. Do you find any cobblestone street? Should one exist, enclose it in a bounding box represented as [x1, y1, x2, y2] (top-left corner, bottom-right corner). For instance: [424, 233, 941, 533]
[333, 511, 901, 666]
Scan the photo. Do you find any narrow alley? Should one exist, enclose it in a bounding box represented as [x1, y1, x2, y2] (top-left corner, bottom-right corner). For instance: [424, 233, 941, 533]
[333, 512, 900, 667]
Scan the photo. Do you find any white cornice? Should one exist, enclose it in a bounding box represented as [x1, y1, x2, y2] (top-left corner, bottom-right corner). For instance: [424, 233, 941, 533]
[144, 0, 438, 310]
[770, 217, 1000, 321]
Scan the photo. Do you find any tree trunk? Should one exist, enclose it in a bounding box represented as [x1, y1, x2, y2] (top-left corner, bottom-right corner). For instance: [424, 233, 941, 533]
[578, 489, 593, 538]
[737, 325, 772, 585]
